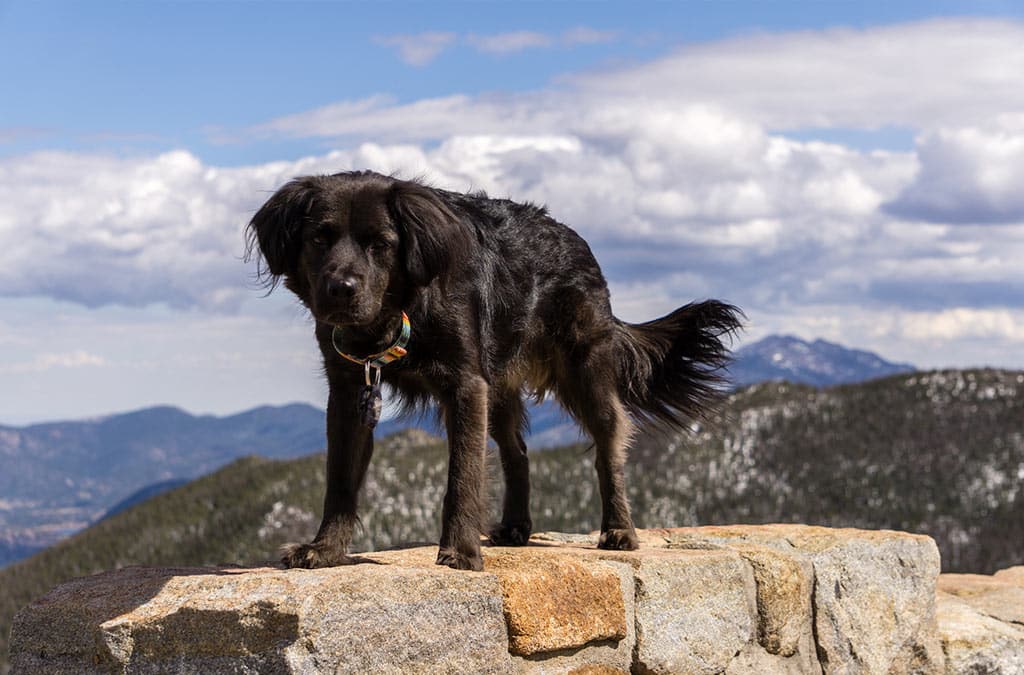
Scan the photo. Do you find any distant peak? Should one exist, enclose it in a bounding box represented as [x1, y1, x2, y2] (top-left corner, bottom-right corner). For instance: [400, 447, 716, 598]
[731, 334, 915, 388]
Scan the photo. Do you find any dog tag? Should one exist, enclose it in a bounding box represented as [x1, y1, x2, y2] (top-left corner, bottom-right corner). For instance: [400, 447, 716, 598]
[358, 384, 382, 429]
[359, 362, 383, 429]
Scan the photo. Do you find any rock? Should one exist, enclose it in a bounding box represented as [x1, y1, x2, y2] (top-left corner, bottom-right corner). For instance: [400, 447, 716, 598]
[10, 526, 953, 675]
[994, 565, 1024, 587]
[485, 550, 627, 656]
[936, 592, 1024, 675]
[728, 543, 814, 657]
[627, 549, 757, 675]
[938, 573, 1024, 626]
[934, 569, 1024, 674]
[656, 524, 944, 674]
[10, 564, 512, 674]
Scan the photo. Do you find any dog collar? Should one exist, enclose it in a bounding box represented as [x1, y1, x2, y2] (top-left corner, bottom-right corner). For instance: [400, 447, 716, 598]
[331, 311, 411, 369]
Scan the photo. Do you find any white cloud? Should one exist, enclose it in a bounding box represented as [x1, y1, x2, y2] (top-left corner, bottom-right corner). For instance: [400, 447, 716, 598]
[895, 308, 1024, 341]
[561, 27, 618, 46]
[467, 30, 553, 54]
[0, 149, 347, 309]
[0, 350, 107, 375]
[465, 27, 617, 53]
[0, 296, 325, 423]
[2, 17, 1022, 386]
[569, 18, 1024, 131]
[284, 19, 1024, 142]
[7, 99, 1022, 324]
[885, 123, 1024, 224]
[373, 32, 457, 66]
[374, 27, 619, 65]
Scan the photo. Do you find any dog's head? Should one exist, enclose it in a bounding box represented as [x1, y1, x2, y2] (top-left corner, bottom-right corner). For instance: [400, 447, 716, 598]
[247, 172, 469, 327]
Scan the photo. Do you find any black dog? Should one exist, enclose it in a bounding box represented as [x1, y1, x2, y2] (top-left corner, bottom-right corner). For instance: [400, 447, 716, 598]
[247, 171, 742, 571]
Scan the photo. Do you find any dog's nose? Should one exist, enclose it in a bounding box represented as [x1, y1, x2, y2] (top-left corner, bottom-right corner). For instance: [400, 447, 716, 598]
[326, 276, 359, 298]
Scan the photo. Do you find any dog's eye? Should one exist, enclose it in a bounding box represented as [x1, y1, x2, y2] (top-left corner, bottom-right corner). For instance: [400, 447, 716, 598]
[309, 231, 330, 248]
[369, 240, 393, 255]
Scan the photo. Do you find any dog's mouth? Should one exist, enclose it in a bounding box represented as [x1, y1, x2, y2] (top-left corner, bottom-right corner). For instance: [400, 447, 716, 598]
[319, 310, 370, 328]
[316, 301, 382, 329]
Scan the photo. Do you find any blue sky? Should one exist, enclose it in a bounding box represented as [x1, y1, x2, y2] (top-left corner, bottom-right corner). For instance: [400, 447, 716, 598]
[2, 1, 1024, 424]
[5, 0, 1018, 163]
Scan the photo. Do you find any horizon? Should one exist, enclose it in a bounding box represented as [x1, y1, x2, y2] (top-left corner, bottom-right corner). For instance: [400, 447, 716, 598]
[4, 333, 1014, 428]
[2, 1, 1024, 424]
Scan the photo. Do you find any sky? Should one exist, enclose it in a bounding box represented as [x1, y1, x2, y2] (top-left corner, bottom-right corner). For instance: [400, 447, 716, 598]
[1, 1, 1023, 425]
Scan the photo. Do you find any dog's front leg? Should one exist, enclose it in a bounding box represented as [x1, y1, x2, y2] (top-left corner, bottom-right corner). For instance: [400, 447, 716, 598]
[436, 375, 488, 571]
[282, 382, 372, 568]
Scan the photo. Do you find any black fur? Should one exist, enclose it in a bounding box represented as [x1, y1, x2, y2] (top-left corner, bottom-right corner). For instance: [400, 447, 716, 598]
[246, 170, 743, 571]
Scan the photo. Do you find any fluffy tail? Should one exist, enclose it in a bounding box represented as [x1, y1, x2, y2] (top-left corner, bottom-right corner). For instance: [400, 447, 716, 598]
[615, 300, 744, 429]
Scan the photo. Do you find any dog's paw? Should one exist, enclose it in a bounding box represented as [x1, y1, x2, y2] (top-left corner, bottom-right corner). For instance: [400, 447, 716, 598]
[280, 541, 351, 569]
[598, 528, 640, 551]
[488, 521, 533, 546]
[436, 547, 483, 571]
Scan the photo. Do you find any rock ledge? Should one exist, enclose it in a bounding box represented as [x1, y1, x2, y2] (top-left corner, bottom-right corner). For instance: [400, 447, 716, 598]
[9, 525, 1023, 674]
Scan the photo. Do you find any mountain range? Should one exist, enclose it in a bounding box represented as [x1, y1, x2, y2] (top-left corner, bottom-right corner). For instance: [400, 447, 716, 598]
[0, 334, 912, 567]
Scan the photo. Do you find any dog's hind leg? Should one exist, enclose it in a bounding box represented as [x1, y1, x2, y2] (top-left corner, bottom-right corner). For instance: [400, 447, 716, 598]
[487, 390, 532, 546]
[563, 344, 640, 551]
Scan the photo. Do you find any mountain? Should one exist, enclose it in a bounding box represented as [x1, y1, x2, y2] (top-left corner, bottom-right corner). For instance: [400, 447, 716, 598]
[0, 403, 327, 567]
[0, 398, 582, 568]
[0, 335, 915, 568]
[729, 335, 915, 387]
[1, 368, 1020, 673]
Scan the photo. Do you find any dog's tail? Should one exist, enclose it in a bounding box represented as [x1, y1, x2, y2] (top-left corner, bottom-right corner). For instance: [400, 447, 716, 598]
[615, 301, 744, 429]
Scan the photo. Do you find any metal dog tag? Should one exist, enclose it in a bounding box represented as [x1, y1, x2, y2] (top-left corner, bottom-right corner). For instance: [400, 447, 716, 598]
[359, 363, 383, 429]
[358, 385, 382, 428]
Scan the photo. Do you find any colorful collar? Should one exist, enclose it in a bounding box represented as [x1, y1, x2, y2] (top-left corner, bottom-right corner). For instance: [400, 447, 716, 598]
[331, 311, 411, 368]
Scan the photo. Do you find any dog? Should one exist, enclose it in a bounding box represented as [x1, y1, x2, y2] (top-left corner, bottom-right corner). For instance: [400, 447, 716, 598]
[247, 171, 742, 571]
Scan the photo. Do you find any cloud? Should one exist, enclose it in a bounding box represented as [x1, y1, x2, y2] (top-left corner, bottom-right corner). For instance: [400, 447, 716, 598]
[0, 127, 51, 144]
[895, 308, 1024, 341]
[7, 107, 1023, 325]
[561, 27, 618, 46]
[0, 149, 353, 309]
[568, 18, 1024, 131]
[300, 19, 1024, 141]
[0, 350, 107, 375]
[466, 27, 616, 54]
[0, 296, 326, 422]
[3, 15, 1023, 372]
[374, 27, 620, 65]
[373, 32, 456, 66]
[884, 123, 1024, 224]
[467, 30, 553, 54]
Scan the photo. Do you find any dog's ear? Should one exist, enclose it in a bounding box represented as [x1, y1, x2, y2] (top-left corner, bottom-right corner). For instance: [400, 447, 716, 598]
[246, 178, 321, 285]
[388, 181, 472, 288]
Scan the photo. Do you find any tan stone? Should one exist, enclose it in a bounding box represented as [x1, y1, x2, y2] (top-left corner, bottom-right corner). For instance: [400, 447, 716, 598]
[10, 563, 513, 674]
[724, 642, 823, 675]
[486, 550, 627, 656]
[511, 560, 637, 675]
[657, 524, 944, 674]
[994, 565, 1024, 588]
[936, 592, 1024, 675]
[939, 573, 1024, 626]
[628, 548, 758, 675]
[729, 543, 814, 657]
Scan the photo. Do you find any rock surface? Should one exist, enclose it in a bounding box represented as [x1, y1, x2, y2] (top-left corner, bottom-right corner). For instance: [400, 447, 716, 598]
[7, 525, 1020, 674]
[937, 570, 1024, 674]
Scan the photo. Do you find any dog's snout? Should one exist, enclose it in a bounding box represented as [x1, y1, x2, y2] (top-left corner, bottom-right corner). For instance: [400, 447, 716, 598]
[326, 275, 360, 298]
